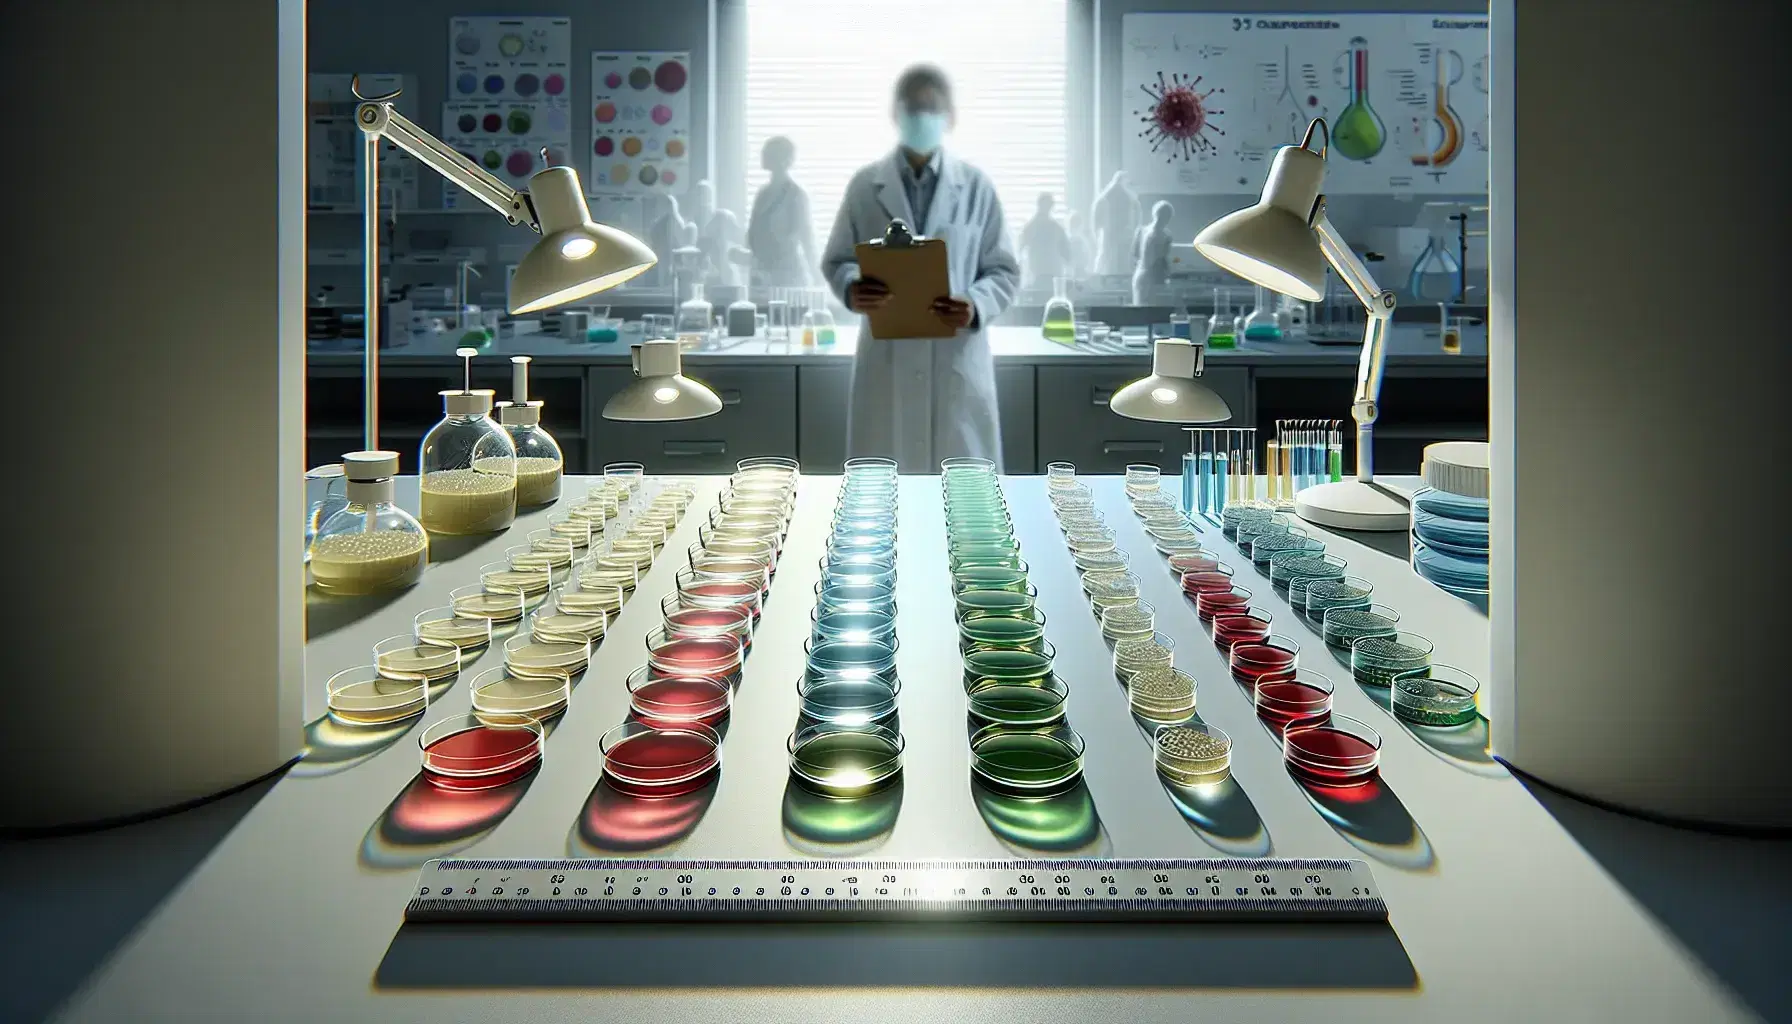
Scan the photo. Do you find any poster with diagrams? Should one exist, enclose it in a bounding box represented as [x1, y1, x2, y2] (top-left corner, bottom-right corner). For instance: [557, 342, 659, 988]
[589, 51, 693, 195]
[307, 73, 419, 211]
[442, 15, 573, 207]
[1119, 12, 1489, 195]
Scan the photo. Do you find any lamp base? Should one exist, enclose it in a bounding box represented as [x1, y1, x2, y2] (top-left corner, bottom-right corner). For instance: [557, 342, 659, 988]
[1293, 480, 1410, 532]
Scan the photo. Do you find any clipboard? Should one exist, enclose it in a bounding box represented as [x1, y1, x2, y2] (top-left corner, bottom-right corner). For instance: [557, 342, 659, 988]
[854, 220, 951, 340]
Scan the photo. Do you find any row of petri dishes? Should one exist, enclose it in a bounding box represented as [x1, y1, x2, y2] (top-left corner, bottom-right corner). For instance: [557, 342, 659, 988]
[787, 457, 907, 798]
[944, 460, 1089, 799]
[598, 458, 802, 798]
[327, 468, 697, 789]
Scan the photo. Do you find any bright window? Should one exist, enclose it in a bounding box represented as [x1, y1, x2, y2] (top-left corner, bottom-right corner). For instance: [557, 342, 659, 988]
[744, 0, 1068, 266]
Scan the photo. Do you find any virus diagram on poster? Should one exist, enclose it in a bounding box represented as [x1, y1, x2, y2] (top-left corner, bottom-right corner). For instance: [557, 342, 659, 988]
[1134, 72, 1224, 163]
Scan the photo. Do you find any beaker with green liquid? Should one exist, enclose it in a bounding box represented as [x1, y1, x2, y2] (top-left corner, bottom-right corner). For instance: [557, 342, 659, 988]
[1041, 276, 1076, 344]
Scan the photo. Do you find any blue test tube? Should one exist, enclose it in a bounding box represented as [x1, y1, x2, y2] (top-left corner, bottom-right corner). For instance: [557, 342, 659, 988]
[1199, 449, 1214, 514]
[1181, 450, 1197, 515]
[1215, 447, 1229, 516]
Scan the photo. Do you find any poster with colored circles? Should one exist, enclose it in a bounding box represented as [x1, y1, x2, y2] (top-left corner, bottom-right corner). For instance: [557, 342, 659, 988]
[589, 51, 692, 195]
[444, 16, 572, 206]
[441, 102, 572, 202]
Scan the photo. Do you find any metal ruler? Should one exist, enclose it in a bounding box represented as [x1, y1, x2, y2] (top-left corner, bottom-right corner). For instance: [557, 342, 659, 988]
[406, 857, 1385, 922]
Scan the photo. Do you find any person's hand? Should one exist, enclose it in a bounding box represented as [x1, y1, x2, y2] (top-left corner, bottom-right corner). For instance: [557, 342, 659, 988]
[848, 277, 891, 312]
[932, 295, 975, 330]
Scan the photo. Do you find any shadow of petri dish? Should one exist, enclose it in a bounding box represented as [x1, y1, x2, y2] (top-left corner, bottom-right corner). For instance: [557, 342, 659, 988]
[781, 775, 903, 856]
[291, 712, 420, 778]
[972, 778, 1110, 856]
[305, 586, 408, 641]
[1164, 776, 1274, 858]
[360, 769, 537, 870]
[1296, 774, 1436, 873]
[568, 776, 717, 856]
[1354, 679, 1505, 779]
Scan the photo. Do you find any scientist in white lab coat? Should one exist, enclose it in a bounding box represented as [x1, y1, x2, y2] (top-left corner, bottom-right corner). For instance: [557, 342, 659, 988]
[822, 64, 1020, 472]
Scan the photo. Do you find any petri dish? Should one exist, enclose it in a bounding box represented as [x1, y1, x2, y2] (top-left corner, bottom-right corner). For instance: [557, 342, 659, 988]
[373, 634, 461, 683]
[1113, 631, 1175, 678]
[1123, 463, 1162, 495]
[698, 534, 778, 570]
[1194, 585, 1252, 623]
[815, 580, 896, 617]
[1180, 565, 1236, 597]
[1391, 665, 1481, 726]
[627, 665, 731, 726]
[1168, 550, 1221, 575]
[1155, 722, 1232, 787]
[1212, 607, 1275, 651]
[1127, 665, 1198, 723]
[1045, 461, 1077, 487]
[811, 607, 897, 646]
[547, 513, 595, 548]
[600, 720, 721, 798]
[581, 558, 641, 593]
[677, 574, 764, 622]
[1084, 570, 1142, 611]
[530, 606, 608, 645]
[662, 596, 754, 643]
[798, 674, 900, 725]
[1073, 548, 1131, 575]
[506, 543, 563, 574]
[1235, 515, 1291, 548]
[1129, 493, 1178, 514]
[949, 545, 1025, 571]
[419, 713, 544, 790]
[1284, 715, 1382, 787]
[956, 586, 1036, 622]
[1153, 534, 1208, 557]
[526, 531, 577, 567]
[1255, 670, 1335, 733]
[1351, 631, 1435, 687]
[1100, 600, 1156, 642]
[959, 614, 1047, 653]
[1247, 531, 1324, 569]
[648, 628, 744, 682]
[844, 455, 899, 478]
[470, 665, 571, 720]
[1304, 576, 1374, 626]
[788, 724, 905, 798]
[1323, 604, 1402, 652]
[1222, 503, 1275, 540]
[504, 631, 590, 676]
[1230, 635, 1301, 689]
[327, 665, 427, 726]
[449, 583, 525, 623]
[689, 553, 770, 592]
[479, 560, 550, 597]
[970, 723, 1086, 796]
[1064, 527, 1116, 554]
[1269, 552, 1347, 592]
[414, 605, 494, 650]
[804, 637, 900, 682]
[820, 559, 896, 591]
[963, 644, 1055, 690]
[557, 582, 625, 619]
[951, 565, 1030, 595]
[967, 673, 1069, 727]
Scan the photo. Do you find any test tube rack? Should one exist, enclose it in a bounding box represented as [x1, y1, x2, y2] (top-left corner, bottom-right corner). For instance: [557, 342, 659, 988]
[1181, 427, 1257, 525]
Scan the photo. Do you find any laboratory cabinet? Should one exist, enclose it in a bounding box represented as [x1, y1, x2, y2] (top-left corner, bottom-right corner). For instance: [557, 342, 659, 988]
[1033, 364, 1252, 476]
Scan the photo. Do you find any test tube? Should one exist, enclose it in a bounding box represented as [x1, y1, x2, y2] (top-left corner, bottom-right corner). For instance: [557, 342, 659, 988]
[1199, 441, 1214, 515]
[1266, 437, 1281, 502]
[1215, 445, 1229, 516]
[1329, 423, 1344, 482]
[1181, 430, 1198, 516]
[1281, 426, 1294, 501]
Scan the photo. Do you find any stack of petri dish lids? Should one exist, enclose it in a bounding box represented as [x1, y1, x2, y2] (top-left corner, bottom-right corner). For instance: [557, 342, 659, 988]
[1410, 441, 1490, 599]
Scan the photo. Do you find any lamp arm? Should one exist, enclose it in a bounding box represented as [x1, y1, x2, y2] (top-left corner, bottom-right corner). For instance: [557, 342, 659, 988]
[1313, 210, 1397, 484]
[356, 101, 541, 232]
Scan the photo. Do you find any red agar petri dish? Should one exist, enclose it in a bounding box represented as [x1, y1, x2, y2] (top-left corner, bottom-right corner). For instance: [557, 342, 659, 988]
[1196, 585, 1252, 622]
[1255, 671, 1335, 734]
[600, 720, 720, 798]
[1181, 567, 1235, 597]
[677, 577, 764, 624]
[1229, 635, 1301, 689]
[1212, 608, 1274, 651]
[1168, 551, 1222, 575]
[418, 714, 543, 790]
[662, 603, 754, 653]
[647, 630, 743, 683]
[627, 666, 731, 726]
[1284, 715, 1382, 787]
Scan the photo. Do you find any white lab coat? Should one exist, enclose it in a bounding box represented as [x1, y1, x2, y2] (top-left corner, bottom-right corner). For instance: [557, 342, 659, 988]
[822, 150, 1019, 472]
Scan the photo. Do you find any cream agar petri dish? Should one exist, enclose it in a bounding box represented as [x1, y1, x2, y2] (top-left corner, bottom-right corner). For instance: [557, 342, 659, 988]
[372, 634, 461, 683]
[505, 544, 559, 575]
[970, 723, 1086, 797]
[327, 665, 427, 726]
[788, 722, 904, 797]
[503, 632, 590, 676]
[1284, 715, 1382, 787]
[626, 665, 731, 727]
[448, 583, 525, 624]
[1153, 532, 1207, 557]
[413, 605, 494, 650]
[1100, 600, 1156, 642]
[1045, 461, 1077, 486]
[962, 644, 1055, 690]
[529, 606, 608, 645]
[1113, 631, 1175, 678]
[1391, 665, 1481, 726]
[1085, 571, 1143, 611]
[526, 531, 577, 566]
[1127, 665, 1198, 723]
[419, 712, 543, 790]
[547, 513, 595, 547]
[600, 720, 722, 798]
[967, 673, 1069, 727]
[1073, 548, 1131, 574]
[557, 581, 625, 619]
[1064, 526, 1116, 554]
[1123, 463, 1162, 495]
[1154, 722, 1232, 787]
[1323, 604, 1402, 652]
[479, 560, 550, 597]
[470, 665, 571, 720]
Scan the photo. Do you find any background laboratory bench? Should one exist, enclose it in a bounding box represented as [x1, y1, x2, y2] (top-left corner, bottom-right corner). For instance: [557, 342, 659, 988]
[38, 475, 1762, 1023]
[307, 322, 1488, 477]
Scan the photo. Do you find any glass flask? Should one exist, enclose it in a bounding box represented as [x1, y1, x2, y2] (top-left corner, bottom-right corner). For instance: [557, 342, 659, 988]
[1243, 285, 1282, 341]
[419, 389, 518, 536]
[1408, 204, 1464, 302]
[806, 301, 837, 346]
[1206, 288, 1236, 349]
[308, 450, 428, 595]
[303, 463, 347, 564]
[1041, 276, 1075, 343]
[676, 282, 713, 348]
[1332, 37, 1387, 161]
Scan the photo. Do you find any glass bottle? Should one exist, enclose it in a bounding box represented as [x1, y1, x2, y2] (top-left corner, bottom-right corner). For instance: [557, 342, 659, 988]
[1333, 37, 1387, 161]
[809, 299, 837, 345]
[308, 450, 428, 594]
[1041, 276, 1076, 343]
[497, 356, 562, 508]
[1206, 288, 1236, 349]
[419, 388, 518, 535]
[676, 282, 713, 349]
[304, 464, 348, 563]
[726, 297, 758, 337]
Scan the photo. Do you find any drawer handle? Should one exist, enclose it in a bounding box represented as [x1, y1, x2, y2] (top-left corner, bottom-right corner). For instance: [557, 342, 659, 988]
[663, 440, 726, 456]
[719, 389, 742, 406]
[1090, 388, 1115, 406]
[1103, 441, 1164, 454]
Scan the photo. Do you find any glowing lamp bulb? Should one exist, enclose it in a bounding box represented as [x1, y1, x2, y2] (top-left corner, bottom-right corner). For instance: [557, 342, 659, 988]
[653, 386, 679, 403]
[1151, 386, 1177, 404]
[561, 237, 596, 259]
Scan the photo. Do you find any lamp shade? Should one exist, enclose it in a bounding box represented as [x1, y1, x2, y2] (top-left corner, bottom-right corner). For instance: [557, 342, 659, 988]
[1192, 144, 1329, 303]
[1110, 339, 1232, 423]
[602, 339, 724, 421]
[509, 166, 656, 314]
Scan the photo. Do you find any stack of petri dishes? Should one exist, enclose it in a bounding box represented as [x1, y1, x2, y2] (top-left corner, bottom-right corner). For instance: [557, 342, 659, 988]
[1410, 441, 1490, 601]
[788, 458, 904, 799]
[956, 460, 1085, 797]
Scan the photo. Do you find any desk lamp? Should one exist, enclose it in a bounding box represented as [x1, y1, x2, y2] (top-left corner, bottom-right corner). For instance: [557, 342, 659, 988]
[1109, 338, 1234, 424]
[1194, 119, 1408, 531]
[352, 77, 657, 448]
[603, 339, 724, 421]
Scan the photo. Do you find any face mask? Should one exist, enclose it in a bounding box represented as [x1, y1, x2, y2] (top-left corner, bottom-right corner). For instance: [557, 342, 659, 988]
[897, 111, 948, 154]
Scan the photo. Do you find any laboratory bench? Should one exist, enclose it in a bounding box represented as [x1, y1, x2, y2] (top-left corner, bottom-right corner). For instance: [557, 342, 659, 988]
[40, 475, 1753, 1023]
[307, 324, 1487, 478]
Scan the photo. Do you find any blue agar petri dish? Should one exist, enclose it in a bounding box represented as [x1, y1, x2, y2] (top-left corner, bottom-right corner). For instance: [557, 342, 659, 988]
[1411, 485, 1488, 522]
[1302, 576, 1373, 626]
[797, 674, 900, 726]
[1270, 551, 1347, 592]
[1321, 604, 1401, 651]
[1350, 631, 1434, 687]
[814, 580, 896, 617]
[1248, 531, 1323, 569]
[804, 637, 899, 683]
[811, 607, 897, 646]
[1413, 507, 1489, 551]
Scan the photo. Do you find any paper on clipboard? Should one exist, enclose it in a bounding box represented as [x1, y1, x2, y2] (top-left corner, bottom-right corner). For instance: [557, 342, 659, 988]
[854, 220, 951, 340]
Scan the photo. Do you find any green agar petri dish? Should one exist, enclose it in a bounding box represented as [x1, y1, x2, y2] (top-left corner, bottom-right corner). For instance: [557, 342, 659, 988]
[1391, 665, 1479, 726]
[959, 614, 1047, 653]
[949, 545, 1025, 571]
[1351, 632, 1434, 687]
[970, 724, 1086, 796]
[1304, 577, 1373, 625]
[963, 645, 1055, 690]
[952, 565, 1030, 594]
[967, 673, 1069, 726]
[787, 722, 904, 797]
[956, 586, 1036, 622]
[1322, 605, 1400, 651]
[1248, 531, 1323, 567]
